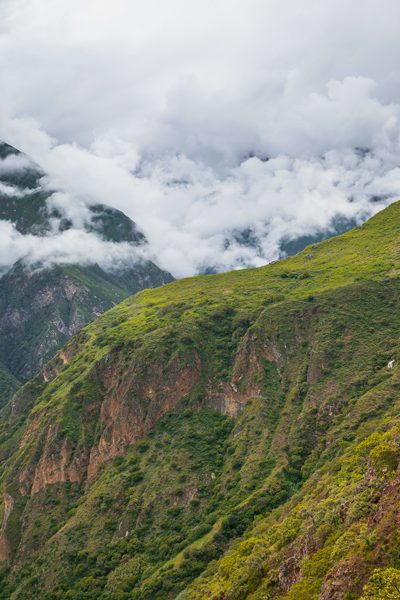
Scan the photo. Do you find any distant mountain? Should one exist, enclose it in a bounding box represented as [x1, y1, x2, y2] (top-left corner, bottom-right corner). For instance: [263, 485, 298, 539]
[0, 140, 147, 241]
[0, 141, 173, 386]
[0, 361, 19, 410]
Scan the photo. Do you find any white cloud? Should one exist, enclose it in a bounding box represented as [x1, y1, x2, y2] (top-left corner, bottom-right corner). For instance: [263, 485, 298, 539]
[0, 182, 24, 197]
[0, 153, 35, 173]
[0, 220, 150, 274]
[46, 192, 93, 231]
[0, 1, 400, 277]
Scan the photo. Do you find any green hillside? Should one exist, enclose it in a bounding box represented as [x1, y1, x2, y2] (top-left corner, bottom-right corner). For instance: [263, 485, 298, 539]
[0, 202, 400, 599]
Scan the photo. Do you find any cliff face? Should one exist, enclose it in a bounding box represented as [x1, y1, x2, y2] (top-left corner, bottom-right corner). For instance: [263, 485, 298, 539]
[0, 362, 19, 410]
[0, 203, 400, 599]
[0, 260, 172, 382]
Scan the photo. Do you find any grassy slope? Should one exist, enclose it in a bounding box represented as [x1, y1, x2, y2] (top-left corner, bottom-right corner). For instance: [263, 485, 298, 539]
[0, 202, 400, 599]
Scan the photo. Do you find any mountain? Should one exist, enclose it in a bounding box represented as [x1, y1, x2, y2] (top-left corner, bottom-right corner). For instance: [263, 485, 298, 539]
[0, 141, 146, 240]
[0, 201, 399, 599]
[0, 362, 19, 411]
[0, 142, 173, 385]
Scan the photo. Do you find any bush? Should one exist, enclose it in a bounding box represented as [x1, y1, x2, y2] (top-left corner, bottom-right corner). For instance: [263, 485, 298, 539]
[369, 442, 399, 476]
[360, 567, 400, 599]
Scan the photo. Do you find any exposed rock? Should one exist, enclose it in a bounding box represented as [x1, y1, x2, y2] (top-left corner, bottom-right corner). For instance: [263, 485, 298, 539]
[0, 493, 14, 562]
[87, 355, 201, 479]
[19, 422, 89, 495]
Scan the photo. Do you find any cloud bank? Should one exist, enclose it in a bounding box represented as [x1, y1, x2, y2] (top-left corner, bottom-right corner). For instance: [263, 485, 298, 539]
[0, 220, 150, 275]
[0, 156, 152, 273]
[1, 0, 400, 276]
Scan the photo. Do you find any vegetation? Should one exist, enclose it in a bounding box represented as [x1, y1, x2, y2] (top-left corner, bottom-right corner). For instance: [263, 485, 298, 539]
[0, 201, 400, 598]
[0, 363, 19, 409]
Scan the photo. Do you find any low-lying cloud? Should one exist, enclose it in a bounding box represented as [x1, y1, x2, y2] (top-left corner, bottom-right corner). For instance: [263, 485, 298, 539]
[0, 153, 34, 173]
[1, 1, 400, 277]
[0, 220, 150, 275]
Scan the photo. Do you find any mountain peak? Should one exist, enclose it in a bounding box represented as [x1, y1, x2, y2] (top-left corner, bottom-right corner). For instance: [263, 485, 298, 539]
[0, 141, 22, 159]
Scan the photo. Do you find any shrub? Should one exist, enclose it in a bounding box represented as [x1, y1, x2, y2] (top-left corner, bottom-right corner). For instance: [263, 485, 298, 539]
[369, 442, 399, 476]
[360, 567, 400, 599]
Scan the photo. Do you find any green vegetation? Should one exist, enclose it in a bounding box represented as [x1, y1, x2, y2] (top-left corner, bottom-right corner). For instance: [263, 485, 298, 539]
[0, 362, 19, 409]
[1, 201, 400, 598]
[361, 568, 400, 599]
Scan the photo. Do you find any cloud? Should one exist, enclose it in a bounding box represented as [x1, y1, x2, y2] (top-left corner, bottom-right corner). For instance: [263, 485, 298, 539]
[0, 220, 150, 275]
[0, 182, 24, 197]
[0, 153, 35, 173]
[46, 192, 94, 231]
[0, 1, 400, 277]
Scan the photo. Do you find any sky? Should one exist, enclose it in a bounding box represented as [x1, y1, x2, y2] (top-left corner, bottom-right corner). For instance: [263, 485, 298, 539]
[1, 0, 400, 277]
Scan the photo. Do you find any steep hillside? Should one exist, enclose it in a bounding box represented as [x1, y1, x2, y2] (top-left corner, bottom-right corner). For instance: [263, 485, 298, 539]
[0, 364, 19, 410]
[0, 202, 400, 599]
[0, 261, 171, 382]
[0, 142, 173, 381]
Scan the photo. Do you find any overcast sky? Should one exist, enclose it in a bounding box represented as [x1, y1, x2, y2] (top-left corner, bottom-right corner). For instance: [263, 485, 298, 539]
[1, 0, 400, 276]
